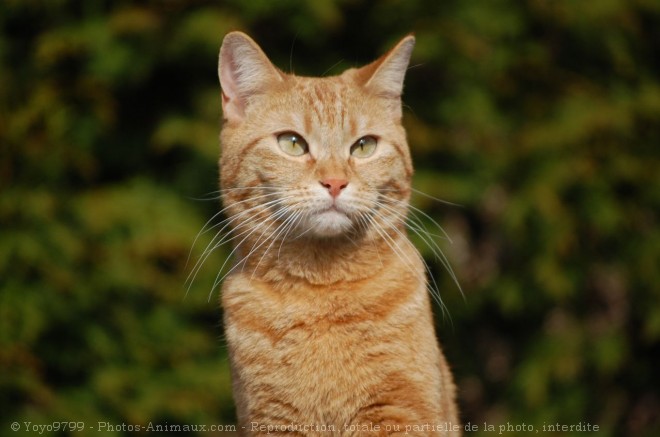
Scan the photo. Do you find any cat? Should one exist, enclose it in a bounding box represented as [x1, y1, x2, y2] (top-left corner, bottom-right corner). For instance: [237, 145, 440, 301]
[216, 31, 460, 435]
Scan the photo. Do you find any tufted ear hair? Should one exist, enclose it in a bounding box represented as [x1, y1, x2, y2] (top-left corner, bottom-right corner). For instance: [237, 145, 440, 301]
[218, 31, 285, 122]
[353, 34, 416, 99]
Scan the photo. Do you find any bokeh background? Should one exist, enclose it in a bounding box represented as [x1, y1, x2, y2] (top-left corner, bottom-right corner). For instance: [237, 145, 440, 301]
[1, 0, 659, 436]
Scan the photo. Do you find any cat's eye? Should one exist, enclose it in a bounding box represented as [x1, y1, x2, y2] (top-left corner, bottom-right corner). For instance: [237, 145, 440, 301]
[277, 132, 308, 156]
[350, 136, 378, 158]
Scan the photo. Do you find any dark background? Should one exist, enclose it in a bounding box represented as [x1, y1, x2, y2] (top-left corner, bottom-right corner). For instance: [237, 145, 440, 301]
[1, 0, 659, 435]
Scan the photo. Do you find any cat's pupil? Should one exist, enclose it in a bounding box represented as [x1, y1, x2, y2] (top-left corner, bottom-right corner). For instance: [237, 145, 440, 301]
[277, 132, 309, 156]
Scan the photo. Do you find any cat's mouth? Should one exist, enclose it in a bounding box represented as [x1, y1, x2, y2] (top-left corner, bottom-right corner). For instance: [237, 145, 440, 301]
[324, 204, 345, 213]
[309, 207, 352, 237]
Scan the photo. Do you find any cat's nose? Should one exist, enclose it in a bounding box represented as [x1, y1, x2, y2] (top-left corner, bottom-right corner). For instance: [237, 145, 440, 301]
[320, 178, 348, 198]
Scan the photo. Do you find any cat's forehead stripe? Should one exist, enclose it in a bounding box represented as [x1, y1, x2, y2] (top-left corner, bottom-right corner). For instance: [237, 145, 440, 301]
[298, 80, 357, 138]
[317, 82, 340, 127]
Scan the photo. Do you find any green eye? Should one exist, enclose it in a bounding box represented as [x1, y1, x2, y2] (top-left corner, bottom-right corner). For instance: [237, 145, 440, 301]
[277, 132, 308, 156]
[350, 136, 378, 158]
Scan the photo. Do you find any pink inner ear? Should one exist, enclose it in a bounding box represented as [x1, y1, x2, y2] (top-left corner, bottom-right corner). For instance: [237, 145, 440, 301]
[221, 89, 243, 121]
[361, 36, 415, 99]
[219, 44, 247, 121]
[219, 32, 287, 122]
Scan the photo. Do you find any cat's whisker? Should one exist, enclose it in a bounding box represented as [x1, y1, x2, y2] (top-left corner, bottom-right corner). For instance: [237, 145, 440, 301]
[187, 214, 265, 297]
[187, 190, 223, 201]
[406, 216, 465, 297]
[362, 210, 419, 275]
[410, 187, 462, 207]
[375, 199, 463, 302]
[187, 191, 286, 270]
[371, 211, 423, 275]
[217, 196, 294, 284]
[285, 208, 316, 241]
[376, 201, 447, 257]
[404, 203, 452, 238]
[212, 208, 293, 297]
[370, 207, 451, 317]
[187, 198, 260, 270]
[248, 206, 302, 281]
[186, 196, 295, 293]
[220, 196, 294, 249]
[384, 196, 454, 245]
[322, 58, 345, 77]
[188, 194, 298, 296]
[185, 207, 229, 271]
[399, 204, 450, 241]
[374, 186, 460, 208]
[362, 199, 451, 312]
[422, 251, 452, 322]
[245, 206, 300, 280]
[204, 190, 304, 282]
[276, 210, 305, 259]
[241, 224, 278, 278]
[209, 213, 283, 301]
[356, 211, 384, 269]
[218, 185, 289, 192]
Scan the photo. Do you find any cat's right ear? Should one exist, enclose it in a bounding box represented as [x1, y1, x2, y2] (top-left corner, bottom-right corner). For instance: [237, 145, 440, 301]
[218, 32, 284, 122]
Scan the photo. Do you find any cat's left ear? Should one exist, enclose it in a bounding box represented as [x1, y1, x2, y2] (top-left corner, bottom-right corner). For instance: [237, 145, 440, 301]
[218, 32, 284, 122]
[358, 34, 416, 99]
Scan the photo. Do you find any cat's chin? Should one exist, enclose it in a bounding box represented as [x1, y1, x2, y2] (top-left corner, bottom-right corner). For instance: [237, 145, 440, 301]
[308, 210, 353, 238]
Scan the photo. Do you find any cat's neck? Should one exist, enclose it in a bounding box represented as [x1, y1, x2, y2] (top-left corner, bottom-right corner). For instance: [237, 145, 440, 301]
[234, 226, 416, 286]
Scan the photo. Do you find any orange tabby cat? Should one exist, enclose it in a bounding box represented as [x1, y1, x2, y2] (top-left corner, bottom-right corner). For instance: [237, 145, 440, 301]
[217, 31, 459, 435]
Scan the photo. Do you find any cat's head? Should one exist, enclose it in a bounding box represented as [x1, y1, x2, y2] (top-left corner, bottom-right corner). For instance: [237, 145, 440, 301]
[218, 32, 415, 243]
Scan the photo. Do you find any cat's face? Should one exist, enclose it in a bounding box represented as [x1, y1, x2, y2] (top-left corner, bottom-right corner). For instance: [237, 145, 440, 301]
[218, 33, 414, 242]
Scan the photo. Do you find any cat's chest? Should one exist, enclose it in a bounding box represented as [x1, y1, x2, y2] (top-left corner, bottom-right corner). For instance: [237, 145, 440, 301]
[222, 274, 416, 419]
[234, 312, 391, 423]
[224, 275, 397, 358]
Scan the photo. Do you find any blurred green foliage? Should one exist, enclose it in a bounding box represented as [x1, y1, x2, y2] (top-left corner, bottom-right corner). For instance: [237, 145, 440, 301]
[1, 0, 658, 436]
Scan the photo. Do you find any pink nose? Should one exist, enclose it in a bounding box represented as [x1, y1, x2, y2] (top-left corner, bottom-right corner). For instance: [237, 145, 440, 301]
[320, 178, 348, 198]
